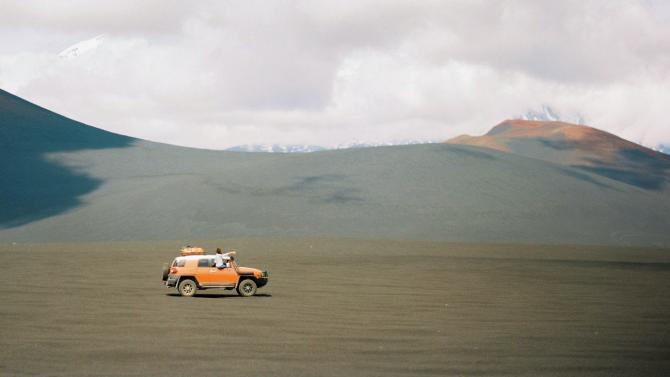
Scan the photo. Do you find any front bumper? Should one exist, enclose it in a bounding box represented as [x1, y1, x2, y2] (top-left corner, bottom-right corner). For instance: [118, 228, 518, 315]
[257, 271, 269, 288]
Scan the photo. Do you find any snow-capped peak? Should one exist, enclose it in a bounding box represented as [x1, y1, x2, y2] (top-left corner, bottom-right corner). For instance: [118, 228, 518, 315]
[522, 105, 560, 122]
[518, 105, 586, 125]
[58, 34, 106, 59]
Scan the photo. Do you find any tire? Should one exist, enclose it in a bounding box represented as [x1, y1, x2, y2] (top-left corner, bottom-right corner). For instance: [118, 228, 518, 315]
[178, 279, 197, 297]
[237, 279, 257, 297]
[161, 263, 169, 281]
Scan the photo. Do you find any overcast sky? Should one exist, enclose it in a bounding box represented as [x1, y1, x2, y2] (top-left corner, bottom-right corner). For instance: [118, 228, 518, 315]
[1, 0, 669, 149]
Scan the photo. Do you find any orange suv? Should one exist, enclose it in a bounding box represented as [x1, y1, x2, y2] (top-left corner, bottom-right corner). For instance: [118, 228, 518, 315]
[162, 250, 268, 297]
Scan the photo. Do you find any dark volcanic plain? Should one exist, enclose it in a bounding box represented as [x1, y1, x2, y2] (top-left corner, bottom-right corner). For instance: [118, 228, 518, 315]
[2, 238, 669, 377]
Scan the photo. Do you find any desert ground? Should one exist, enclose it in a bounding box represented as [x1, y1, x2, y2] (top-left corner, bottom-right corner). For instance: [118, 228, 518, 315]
[1, 238, 669, 377]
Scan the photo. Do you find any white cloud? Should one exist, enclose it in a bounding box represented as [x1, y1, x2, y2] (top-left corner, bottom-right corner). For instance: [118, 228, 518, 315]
[0, 0, 669, 149]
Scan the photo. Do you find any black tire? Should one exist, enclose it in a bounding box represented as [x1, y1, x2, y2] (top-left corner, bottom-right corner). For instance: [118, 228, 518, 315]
[161, 263, 169, 281]
[178, 279, 197, 297]
[237, 279, 257, 297]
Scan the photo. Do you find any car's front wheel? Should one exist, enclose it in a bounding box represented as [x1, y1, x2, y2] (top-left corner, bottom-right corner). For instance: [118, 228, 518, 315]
[237, 279, 257, 297]
[178, 279, 197, 297]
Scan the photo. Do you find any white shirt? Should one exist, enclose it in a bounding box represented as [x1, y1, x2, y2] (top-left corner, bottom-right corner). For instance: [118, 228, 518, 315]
[214, 254, 228, 268]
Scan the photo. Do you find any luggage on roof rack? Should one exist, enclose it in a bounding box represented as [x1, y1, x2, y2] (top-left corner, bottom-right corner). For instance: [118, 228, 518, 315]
[180, 246, 204, 256]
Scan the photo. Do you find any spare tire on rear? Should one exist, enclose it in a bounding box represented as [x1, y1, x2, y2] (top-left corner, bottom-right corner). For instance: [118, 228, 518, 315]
[161, 263, 169, 281]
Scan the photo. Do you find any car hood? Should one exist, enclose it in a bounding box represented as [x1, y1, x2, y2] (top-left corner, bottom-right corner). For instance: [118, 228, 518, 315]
[237, 266, 262, 275]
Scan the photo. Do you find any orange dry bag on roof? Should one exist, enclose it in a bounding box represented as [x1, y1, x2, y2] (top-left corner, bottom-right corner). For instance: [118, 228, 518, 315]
[180, 246, 204, 256]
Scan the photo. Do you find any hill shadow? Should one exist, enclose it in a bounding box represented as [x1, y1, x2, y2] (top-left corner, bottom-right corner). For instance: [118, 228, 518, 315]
[446, 145, 497, 160]
[284, 175, 364, 204]
[536, 139, 669, 191]
[236, 174, 365, 204]
[574, 149, 670, 191]
[538, 138, 580, 151]
[554, 167, 615, 190]
[0, 89, 134, 228]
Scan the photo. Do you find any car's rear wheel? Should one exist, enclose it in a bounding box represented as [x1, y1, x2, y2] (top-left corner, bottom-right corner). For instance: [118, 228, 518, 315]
[237, 279, 257, 297]
[178, 279, 197, 297]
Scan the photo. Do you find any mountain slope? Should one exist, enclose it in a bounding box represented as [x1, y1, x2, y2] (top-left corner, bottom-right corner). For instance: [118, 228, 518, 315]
[0, 89, 134, 227]
[447, 119, 670, 190]
[1, 91, 669, 245]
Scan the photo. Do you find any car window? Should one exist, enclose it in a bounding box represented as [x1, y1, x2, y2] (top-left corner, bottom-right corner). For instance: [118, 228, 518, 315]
[198, 258, 214, 267]
[173, 259, 186, 267]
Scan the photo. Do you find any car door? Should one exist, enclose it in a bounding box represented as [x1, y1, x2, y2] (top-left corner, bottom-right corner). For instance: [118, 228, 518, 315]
[195, 258, 217, 285]
[208, 263, 238, 286]
[197, 258, 236, 286]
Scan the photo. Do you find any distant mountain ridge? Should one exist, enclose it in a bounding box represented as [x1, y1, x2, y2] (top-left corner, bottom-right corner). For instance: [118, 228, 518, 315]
[447, 119, 670, 190]
[226, 106, 578, 154]
[226, 144, 327, 153]
[226, 140, 437, 153]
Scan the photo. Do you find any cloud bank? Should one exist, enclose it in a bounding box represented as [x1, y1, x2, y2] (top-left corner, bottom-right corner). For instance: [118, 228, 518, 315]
[0, 0, 668, 149]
